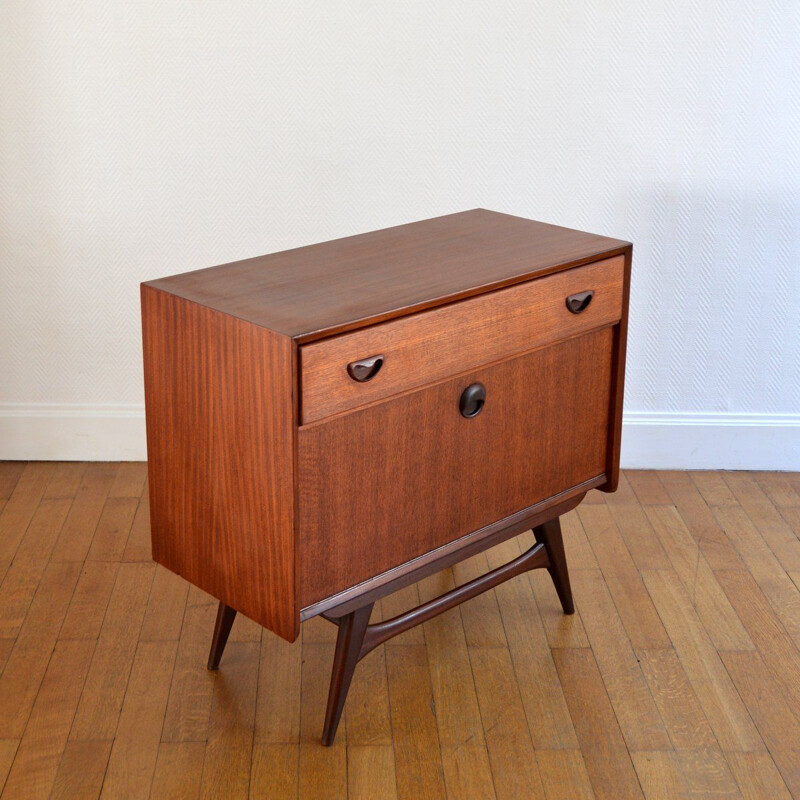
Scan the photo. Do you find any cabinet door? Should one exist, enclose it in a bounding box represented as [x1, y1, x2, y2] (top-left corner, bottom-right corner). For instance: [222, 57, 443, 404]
[298, 326, 614, 606]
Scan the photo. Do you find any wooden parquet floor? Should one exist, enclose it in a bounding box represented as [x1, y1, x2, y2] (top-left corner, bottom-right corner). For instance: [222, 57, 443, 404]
[1, 463, 800, 798]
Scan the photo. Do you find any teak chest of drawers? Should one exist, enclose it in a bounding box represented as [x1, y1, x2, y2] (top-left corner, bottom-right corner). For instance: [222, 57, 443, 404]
[141, 209, 632, 744]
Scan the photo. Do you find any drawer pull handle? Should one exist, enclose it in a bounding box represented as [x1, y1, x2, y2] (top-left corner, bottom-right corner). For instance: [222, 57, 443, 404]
[347, 354, 384, 382]
[459, 383, 486, 418]
[566, 290, 594, 314]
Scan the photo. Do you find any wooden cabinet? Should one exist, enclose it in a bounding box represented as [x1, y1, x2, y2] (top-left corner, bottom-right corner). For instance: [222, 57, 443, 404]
[142, 208, 632, 743]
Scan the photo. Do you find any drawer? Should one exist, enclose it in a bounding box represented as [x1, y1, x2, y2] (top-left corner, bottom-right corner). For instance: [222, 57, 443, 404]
[298, 326, 614, 606]
[299, 254, 624, 423]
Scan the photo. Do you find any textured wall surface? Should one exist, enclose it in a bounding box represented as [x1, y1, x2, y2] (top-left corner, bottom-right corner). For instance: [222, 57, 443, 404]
[1, 2, 798, 465]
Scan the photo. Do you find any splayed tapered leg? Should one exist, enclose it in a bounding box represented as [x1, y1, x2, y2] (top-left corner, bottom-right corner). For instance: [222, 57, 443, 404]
[207, 601, 237, 670]
[321, 602, 374, 746]
[533, 516, 574, 614]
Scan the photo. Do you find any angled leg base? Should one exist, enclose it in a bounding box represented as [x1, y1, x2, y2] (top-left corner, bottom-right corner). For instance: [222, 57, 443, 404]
[205, 512, 576, 746]
[318, 519, 568, 745]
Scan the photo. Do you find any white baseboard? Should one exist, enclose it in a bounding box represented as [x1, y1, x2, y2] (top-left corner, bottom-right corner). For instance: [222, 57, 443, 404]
[621, 411, 800, 471]
[0, 403, 147, 461]
[0, 404, 798, 470]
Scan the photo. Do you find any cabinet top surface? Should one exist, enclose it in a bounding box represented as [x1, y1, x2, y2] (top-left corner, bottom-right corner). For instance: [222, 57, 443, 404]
[143, 208, 630, 341]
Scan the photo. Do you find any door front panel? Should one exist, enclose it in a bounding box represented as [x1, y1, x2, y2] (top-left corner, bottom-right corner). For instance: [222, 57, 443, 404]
[298, 326, 614, 606]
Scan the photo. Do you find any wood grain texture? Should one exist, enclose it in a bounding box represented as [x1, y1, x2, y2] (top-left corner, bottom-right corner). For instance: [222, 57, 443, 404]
[300, 255, 624, 422]
[144, 209, 630, 341]
[299, 328, 613, 605]
[2, 465, 800, 799]
[141, 285, 298, 641]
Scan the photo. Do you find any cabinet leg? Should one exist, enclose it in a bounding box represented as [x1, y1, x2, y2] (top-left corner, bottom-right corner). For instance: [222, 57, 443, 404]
[321, 602, 374, 746]
[207, 602, 237, 670]
[533, 517, 575, 614]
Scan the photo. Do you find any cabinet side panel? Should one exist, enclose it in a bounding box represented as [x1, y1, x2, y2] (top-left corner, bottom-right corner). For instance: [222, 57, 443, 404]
[141, 285, 298, 641]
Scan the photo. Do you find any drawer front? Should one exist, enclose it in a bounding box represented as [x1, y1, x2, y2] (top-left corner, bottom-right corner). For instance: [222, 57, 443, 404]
[300, 254, 624, 423]
[298, 326, 614, 606]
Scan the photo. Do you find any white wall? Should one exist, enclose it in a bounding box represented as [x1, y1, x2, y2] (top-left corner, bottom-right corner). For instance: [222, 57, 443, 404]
[1, 2, 798, 468]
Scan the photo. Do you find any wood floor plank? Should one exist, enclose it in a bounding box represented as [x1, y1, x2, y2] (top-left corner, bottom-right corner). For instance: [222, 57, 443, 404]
[722, 472, 800, 571]
[636, 648, 717, 750]
[139, 565, 189, 642]
[657, 471, 743, 571]
[59, 562, 119, 641]
[122, 496, 151, 563]
[385, 644, 446, 800]
[70, 562, 155, 741]
[101, 640, 178, 799]
[756, 472, 800, 508]
[0, 462, 57, 562]
[579, 505, 671, 649]
[485, 538, 578, 750]
[50, 463, 119, 562]
[514, 530, 590, 649]
[344, 645, 392, 747]
[453, 551, 508, 649]
[645, 505, 753, 651]
[416, 571, 485, 749]
[438, 744, 497, 800]
[1, 639, 93, 799]
[0, 561, 81, 737]
[0, 741, 18, 796]
[50, 740, 112, 800]
[0, 639, 13, 676]
[149, 741, 205, 800]
[711, 504, 800, 647]
[626, 470, 672, 506]
[13, 496, 72, 565]
[606, 501, 671, 571]
[572, 568, 671, 751]
[86, 498, 139, 564]
[254, 630, 301, 744]
[530, 567, 591, 648]
[689, 470, 739, 507]
[552, 648, 643, 800]
[640, 569, 763, 753]
[720, 650, 800, 796]
[108, 463, 148, 499]
[161, 602, 218, 742]
[347, 745, 398, 800]
[536, 750, 595, 800]
[0, 462, 25, 500]
[199, 641, 258, 800]
[1, 461, 797, 800]
[781, 506, 800, 539]
[0, 497, 72, 639]
[249, 743, 299, 800]
[299, 642, 347, 800]
[714, 569, 800, 723]
[44, 463, 88, 500]
[631, 750, 740, 799]
[469, 646, 545, 800]
[726, 752, 793, 800]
